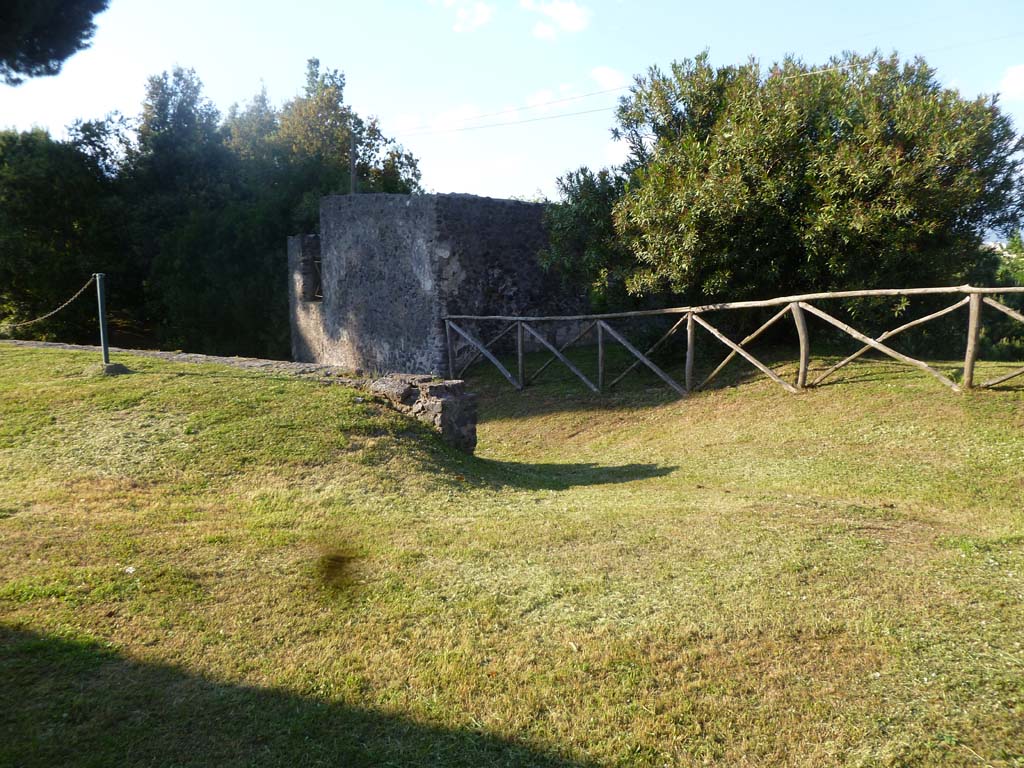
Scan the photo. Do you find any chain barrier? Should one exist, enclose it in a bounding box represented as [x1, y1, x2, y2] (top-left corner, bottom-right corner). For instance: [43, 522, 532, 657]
[0, 275, 97, 334]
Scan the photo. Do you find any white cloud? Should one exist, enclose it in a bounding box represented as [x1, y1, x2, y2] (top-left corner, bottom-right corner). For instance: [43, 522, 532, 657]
[455, 2, 495, 32]
[430, 0, 495, 33]
[521, 0, 591, 39]
[591, 66, 627, 90]
[999, 64, 1024, 101]
[532, 21, 557, 40]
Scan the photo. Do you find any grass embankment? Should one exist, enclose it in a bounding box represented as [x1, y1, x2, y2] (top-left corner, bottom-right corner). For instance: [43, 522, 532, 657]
[1, 344, 1022, 767]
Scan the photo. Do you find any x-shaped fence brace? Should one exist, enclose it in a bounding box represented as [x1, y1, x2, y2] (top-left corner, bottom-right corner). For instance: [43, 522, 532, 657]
[444, 286, 1024, 395]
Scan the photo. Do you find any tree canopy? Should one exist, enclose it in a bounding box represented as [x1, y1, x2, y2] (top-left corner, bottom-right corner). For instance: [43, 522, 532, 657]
[0, 129, 124, 335]
[0, 60, 421, 357]
[543, 52, 1024, 308]
[0, 0, 110, 85]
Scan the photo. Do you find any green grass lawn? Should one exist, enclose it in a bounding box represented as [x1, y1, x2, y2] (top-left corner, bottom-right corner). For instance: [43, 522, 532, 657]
[1, 344, 1022, 767]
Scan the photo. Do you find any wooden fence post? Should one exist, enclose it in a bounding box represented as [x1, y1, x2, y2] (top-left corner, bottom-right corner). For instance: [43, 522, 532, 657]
[685, 312, 695, 392]
[447, 320, 522, 390]
[978, 297, 1024, 388]
[799, 302, 960, 392]
[597, 322, 605, 392]
[528, 321, 596, 385]
[963, 291, 983, 389]
[607, 314, 688, 390]
[697, 304, 792, 392]
[791, 302, 810, 389]
[599, 321, 687, 396]
[811, 297, 970, 388]
[516, 321, 525, 389]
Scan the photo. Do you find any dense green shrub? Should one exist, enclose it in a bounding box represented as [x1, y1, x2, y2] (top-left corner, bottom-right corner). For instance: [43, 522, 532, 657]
[544, 52, 1023, 324]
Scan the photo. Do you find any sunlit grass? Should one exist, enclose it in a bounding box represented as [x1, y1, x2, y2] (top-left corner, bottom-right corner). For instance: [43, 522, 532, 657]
[1, 344, 1022, 766]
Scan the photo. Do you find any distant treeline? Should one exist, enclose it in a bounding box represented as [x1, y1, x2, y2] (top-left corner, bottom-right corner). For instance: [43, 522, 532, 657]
[0, 59, 420, 358]
[4, 51, 1024, 362]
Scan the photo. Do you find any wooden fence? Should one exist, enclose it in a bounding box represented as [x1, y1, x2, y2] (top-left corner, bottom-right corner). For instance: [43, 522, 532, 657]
[443, 285, 1024, 395]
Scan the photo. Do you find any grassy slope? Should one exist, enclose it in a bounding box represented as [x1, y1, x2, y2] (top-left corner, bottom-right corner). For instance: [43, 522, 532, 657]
[1, 345, 1022, 767]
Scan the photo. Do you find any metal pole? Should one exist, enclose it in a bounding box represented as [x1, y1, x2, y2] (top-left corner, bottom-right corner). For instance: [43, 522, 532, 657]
[350, 117, 357, 195]
[95, 273, 110, 365]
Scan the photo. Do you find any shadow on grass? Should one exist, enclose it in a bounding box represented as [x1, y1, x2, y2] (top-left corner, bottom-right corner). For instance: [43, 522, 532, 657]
[809, 364, 940, 388]
[469, 459, 678, 491]
[0, 625, 598, 768]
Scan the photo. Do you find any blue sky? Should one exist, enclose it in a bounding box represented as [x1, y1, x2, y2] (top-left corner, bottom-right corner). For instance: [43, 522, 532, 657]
[2, 0, 1023, 199]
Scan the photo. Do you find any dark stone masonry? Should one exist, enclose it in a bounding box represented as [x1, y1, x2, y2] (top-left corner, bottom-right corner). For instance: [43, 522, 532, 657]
[368, 374, 477, 453]
[288, 193, 586, 377]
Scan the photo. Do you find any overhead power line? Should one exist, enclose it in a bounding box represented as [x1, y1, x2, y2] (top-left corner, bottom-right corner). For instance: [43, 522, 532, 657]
[400, 105, 618, 138]
[395, 60, 872, 139]
[394, 31, 1024, 140]
[464, 85, 629, 122]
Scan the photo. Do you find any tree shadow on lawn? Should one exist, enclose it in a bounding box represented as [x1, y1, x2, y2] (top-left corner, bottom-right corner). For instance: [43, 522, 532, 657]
[810, 358, 1024, 391]
[467, 459, 678, 491]
[0, 625, 598, 768]
[810, 362, 939, 388]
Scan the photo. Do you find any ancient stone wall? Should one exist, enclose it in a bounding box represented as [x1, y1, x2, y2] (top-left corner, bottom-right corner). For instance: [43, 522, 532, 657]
[288, 193, 585, 376]
[287, 235, 325, 363]
[435, 194, 580, 319]
[316, 194, 443, 373]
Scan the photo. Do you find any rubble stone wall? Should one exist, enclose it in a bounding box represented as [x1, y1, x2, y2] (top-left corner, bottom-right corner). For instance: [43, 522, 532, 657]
[288, 193, 586, 377]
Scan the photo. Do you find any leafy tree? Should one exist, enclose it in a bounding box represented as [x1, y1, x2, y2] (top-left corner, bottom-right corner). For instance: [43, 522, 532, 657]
[0, 129, 126, 340]
[1002, 231, 1024, 285]
[546, 52, 1024, 310]
[225, 87, 279, 165]
[68, 112, 134, 178]
[2, 59, 422, 358]
[123, 68, 256, 353]
[131, 67, 226, 197]
[277, 59, 420, 228]
[277, 60, 353, 164]
[0, 0, 109, 85]
[541, 168, 633, 309]
[122, 61, 420, 357]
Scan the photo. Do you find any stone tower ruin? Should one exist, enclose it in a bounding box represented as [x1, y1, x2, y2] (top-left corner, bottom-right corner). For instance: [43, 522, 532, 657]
[288, 193, 584, 376]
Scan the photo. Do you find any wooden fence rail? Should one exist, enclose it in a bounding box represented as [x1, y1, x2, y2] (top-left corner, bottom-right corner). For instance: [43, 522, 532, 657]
[444, 285, 1024, 396]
